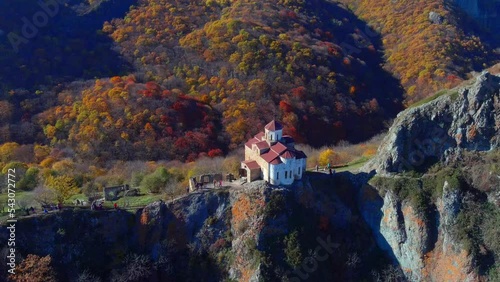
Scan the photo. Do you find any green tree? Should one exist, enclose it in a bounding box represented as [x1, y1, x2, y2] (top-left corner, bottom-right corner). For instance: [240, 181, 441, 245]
[140, 167, 171, 194]
[284, 231, 302, 268]
[17, 167, 39, 191]
[82, 181, 101, 200]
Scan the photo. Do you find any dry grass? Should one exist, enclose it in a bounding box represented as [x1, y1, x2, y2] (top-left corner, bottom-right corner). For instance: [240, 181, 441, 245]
[297, 133, 384, 169]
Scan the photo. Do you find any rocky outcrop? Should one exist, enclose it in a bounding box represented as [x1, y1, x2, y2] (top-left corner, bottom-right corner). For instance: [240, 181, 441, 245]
[379, 192, 428, 281]
[0, 177, 395, 281]
[359, 179, 479, 281]
[364, 71, 500, 174]
[356, 68, 500, 282]
[424, 181, 478, 282]
[429, 11, 443, 24]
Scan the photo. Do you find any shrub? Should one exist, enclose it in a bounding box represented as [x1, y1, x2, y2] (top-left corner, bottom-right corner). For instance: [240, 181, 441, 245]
[284, 231, 302, 269]
[370, 176, 430, 218]
[17, 167, 39, 191]
[130, 172, 145, 187]
[265, 192, 287, 218]
[140, 167, 171, 193]
[44, 175, 79, 203]
[481, 203, 500, 260]
[318, 149, 339, 166]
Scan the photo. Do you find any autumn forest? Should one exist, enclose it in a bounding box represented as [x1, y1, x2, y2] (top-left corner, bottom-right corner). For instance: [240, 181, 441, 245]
[0, 0, 498, 186]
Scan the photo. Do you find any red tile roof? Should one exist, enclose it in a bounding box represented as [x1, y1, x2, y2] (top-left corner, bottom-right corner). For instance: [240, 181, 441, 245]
[269, 158, 282, 165]
[261, 150, 279, 163]
[281, 150, 296, 159]
[244, 122, 307, 165]
[264, 120, 283, 131]
[245, 137, 260, 148]
[254, 132, 265, 140]
[254, 140, 269, 150]
[271, 142, 287, 154]
[242, 160, 260, 170]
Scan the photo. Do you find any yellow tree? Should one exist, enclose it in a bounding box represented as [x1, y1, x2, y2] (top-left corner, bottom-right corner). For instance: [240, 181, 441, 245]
[45, 175, 79, 203]
[0, 142, 19, 162]
[318, 149, 340, 166]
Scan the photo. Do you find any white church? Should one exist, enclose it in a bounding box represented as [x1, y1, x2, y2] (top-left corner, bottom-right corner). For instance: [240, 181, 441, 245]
[241, 120, 307, 185]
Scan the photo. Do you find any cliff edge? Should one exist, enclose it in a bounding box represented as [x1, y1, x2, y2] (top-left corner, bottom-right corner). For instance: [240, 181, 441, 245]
[364, 71, 500, 175]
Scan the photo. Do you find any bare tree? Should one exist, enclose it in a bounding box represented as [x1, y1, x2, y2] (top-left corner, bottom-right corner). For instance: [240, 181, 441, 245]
[164, 179, 184, 201]
[33, 186, 57, 206]
[346, 252, 360, 269]
[76, 270, 102, 282]
[382, 265, 404, 281]
[111, 254, 153, 282]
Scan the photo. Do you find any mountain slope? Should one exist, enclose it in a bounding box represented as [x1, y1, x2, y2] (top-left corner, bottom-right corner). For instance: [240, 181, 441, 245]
[364, 70, 500, 174]
[338, 0, 498, 103]
[0, 0, 133, 91]
[103, 0, 404, 147]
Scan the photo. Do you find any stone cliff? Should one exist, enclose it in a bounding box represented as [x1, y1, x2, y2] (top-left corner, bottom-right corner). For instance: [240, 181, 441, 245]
[358, 179, 482, 281]
[358, 69, 500, 281]
[364, 71, 500, 175]
[0, 178, 395, 281]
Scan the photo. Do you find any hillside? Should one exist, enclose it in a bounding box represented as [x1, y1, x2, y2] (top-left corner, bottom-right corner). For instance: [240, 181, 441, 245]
[2, 0, 499, 162]
[103, 0, 405, 147]
[0, 69, 499, 281]
[0, 179, 398, 282]
[338, 0, 499, 103]
[0, 0, 133, 91]
[0, 0, 408, 162]
[360, 69, 500, 281]
[0, 1, 499, 279]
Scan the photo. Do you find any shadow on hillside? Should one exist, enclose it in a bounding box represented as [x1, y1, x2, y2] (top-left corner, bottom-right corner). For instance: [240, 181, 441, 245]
[298, 0, 405, 145]
[0, 0, 135, 91]
[449, 0, 500, 47]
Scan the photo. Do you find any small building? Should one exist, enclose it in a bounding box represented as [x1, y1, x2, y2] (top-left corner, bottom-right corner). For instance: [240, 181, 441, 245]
[241, 120, 307, 185]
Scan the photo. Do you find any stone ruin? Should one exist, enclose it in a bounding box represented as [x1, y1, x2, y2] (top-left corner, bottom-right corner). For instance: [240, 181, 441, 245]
[104, 184, 130, 201]
[189, 173, 225, 192]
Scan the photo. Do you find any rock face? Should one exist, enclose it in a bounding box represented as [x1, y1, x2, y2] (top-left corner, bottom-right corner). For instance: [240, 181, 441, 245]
[454, 0, 500, 33]
[364, 71, 500, 174]
[0, 178, 391, 281]
[357, 70, 500, 281]
[378, 192, 429, 281]
[358, 180, 479, 281]
[429, 11, 443, 24]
